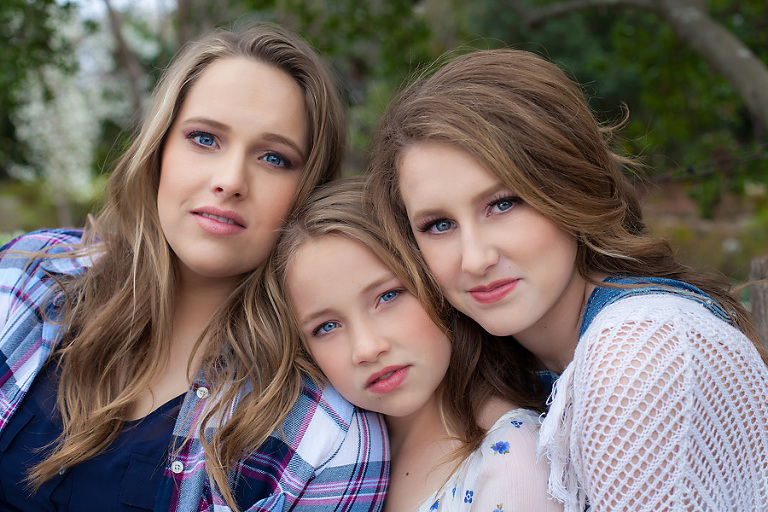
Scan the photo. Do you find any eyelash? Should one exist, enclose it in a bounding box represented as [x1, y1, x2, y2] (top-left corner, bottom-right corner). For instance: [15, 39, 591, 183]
[186, 132, 293, 169]
[416, 218, 452, 234]
[377, 288, 403, 306]
[309, 288, 404, 337]
[262, 152, 293, 169]
[416, 195, 521, 233]
[311, 321, 339, 337]
[488, 195, 521, 213]
[188, 131, 218, 148]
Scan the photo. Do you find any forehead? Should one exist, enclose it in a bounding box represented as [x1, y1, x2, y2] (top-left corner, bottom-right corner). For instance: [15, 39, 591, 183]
[399, 143, 503, 196]
[179, 57, 308, 138]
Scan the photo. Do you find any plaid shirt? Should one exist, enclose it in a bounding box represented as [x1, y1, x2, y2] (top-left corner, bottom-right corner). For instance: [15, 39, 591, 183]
[0, 229, 389, 511]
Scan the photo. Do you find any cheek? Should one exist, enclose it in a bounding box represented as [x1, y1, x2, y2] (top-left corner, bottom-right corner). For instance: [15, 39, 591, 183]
[261, 175, 302, 223]
[311, 348, 349, 386]
[417, 243, 455, 286]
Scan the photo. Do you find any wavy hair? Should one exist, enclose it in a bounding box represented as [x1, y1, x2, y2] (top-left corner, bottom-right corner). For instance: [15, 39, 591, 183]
[265, 176, 545, 467]
[28, 23, 346, 510]
[367, 48, 767, 378]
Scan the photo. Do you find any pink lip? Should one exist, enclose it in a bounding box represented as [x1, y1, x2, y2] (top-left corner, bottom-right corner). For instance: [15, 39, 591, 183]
[365, 365, 409, 394]
[192, 206, 246, 235]
[468, 279, 519, 304]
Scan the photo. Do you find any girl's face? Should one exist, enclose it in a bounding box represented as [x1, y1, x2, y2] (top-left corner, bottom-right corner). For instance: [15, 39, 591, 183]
[158, 57, 308, 290]
[287, 235, 451, 419]
[398, 142, 586, 349]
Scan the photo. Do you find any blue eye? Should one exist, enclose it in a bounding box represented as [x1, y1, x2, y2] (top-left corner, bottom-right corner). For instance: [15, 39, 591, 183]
[190, 131, 217, 147]
[426, 219, 454, 234]
[378, 290, 399, 305]
[313, 321, 339, 336]
[491, 196, 520, 213]
[263, 152, 292, 169]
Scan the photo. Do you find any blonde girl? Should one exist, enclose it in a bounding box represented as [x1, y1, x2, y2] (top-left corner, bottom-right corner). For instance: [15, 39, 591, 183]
[0, 24, 386, 511]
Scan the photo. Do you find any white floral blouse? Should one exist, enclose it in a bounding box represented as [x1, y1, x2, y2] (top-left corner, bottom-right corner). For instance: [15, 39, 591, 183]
[416, 408, 562, 512]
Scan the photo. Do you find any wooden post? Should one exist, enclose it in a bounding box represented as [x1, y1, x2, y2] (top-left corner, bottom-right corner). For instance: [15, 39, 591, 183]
[749, 256, 768, 351]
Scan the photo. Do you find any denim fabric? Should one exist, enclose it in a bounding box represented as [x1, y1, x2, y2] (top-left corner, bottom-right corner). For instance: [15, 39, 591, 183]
[579, 276, 733, 338]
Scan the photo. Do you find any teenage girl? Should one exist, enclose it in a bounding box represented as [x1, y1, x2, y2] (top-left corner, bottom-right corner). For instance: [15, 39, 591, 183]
[0, 24, 386, 511]
[267, 176, 561, 511]
[367, 48, 768, 511]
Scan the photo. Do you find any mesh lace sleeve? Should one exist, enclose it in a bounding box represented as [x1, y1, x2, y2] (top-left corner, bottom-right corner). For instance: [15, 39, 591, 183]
[568, 294, 768, 511]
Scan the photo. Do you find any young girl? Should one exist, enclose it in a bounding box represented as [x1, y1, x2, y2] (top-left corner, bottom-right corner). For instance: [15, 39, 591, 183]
[367, 49, 768, 511]
[267, 176, 561, 511]
[0, 25, 386, 511]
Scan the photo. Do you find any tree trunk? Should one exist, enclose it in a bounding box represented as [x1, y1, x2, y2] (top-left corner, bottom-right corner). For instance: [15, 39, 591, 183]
[657, 0, 768, 134]
[505, 0, 768, 131]
[750, 256, 768, 351]
[103, 0, 145, 116]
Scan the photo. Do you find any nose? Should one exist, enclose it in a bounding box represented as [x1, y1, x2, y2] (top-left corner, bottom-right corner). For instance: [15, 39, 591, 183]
[351, 319, 391, 365]
[211, 150, 249, 199]
[460, 224, 498, 276]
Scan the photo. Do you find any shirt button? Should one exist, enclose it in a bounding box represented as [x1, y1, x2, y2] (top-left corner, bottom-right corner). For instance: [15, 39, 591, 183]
[196, 386, 210, 399]
[171, 461, 184, 474]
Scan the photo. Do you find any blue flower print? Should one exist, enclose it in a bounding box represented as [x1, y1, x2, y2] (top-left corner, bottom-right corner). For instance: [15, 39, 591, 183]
[452, 487, 456, 498]
[491, 441, 510, 454]
[494, 505, 504, 511]
[510, 420, 523, 428]
[464, 490, 474, 503]
[429, 500, 439, 511]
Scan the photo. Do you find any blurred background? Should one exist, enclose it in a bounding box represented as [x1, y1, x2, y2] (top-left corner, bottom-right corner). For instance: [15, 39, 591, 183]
[1, 0, 767, 288]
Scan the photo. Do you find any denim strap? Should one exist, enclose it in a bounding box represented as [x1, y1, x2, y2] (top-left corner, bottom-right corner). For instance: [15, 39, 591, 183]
[579, 276, 733, 338]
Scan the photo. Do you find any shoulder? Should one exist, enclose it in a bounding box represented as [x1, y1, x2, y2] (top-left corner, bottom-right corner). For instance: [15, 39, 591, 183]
[285, 378, 388, 470]
[446, 409, 559, 512]
[580, 291, 746, 357]
[482, 408, 541, 459]
[457, 408, 542, 480]
[1, 228, 84, 255]
[574, 293, 754, 389]
[259, 378, 388, 509]
[0, 228, 87, 277]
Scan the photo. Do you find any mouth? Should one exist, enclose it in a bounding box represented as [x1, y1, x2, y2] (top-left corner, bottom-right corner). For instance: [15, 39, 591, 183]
[366, 366, 409, 393]
[195, 212, 241, 226]
[192, 208, 246, 228]
[468, 279, 519, 304]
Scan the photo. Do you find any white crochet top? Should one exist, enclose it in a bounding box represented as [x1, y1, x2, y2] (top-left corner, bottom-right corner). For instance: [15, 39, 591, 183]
[538, 293, 768, 511]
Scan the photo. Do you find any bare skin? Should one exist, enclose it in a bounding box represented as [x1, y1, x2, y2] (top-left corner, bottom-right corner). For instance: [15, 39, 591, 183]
[128, 274, 234, 420]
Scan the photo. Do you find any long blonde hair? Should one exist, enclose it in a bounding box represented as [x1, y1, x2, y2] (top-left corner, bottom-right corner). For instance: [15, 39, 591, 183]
[27, 23, 346, 509]
[266, 176, 545, 466]
[367, 48, 768, 374]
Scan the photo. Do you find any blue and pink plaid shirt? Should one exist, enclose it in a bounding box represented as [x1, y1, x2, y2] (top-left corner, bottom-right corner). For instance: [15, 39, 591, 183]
[0, 229, 389, 511]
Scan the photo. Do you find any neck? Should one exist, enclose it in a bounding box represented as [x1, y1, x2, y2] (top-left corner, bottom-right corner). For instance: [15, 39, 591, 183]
[517, 274, 599, 373]
[386, 395, 449, 458]
[383, 395, 460, 512]
[126, 271, 237, 420]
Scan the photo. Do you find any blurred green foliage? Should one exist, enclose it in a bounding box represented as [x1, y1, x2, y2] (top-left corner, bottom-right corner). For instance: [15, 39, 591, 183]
[1, 0, 767, 280]
[0, 0, 75, 179]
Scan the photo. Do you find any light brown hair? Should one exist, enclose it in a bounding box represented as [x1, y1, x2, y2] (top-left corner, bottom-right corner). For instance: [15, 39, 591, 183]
[367, 48, 768, 384]
[27, 23, 345, 510]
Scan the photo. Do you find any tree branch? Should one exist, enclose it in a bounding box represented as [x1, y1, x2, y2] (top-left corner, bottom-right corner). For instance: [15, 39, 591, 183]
[505, 0, 659, 28]
[504, 0, 768, 129]
[103, 0, 145, 116]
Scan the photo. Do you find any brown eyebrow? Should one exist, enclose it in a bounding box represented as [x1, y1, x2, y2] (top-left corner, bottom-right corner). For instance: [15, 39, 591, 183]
[181, 117, 230, 133]
[297, 273, 401, 329]
[408, 182, 510, 222]
[262, 133, 307, 163]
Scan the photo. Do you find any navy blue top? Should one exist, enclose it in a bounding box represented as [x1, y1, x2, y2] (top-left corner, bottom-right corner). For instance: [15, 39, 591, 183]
[0, 361, 183, 511]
